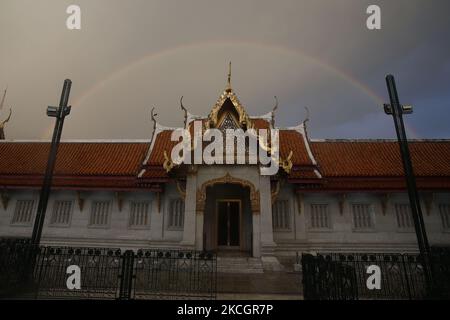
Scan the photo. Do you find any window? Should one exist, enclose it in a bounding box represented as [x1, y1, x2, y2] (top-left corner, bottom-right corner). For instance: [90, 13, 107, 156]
[439, 204, 450, 231]
[395, 204, 414, 230]
[50, 201, 73, 227]
[89, 201, 111, 227]
[129, 201, 151, 228]
[309, 204, 331, 229]
[11, 200, 35, 225]
[168, 199, 184, 229]
[272, 200, 291, 230]
[352, 204, 374, 230]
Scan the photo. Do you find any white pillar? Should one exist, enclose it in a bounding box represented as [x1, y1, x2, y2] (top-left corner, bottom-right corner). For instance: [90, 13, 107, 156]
[180, 174, 197, 248]
[259, 175, 276, 254]
[195, 214, 204, 251]
[252, 214, 261, 257]
[150, 192, 163, 240]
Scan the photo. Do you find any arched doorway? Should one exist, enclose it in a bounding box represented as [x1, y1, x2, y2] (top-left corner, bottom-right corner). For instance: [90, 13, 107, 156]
[203, 183, 253, 254]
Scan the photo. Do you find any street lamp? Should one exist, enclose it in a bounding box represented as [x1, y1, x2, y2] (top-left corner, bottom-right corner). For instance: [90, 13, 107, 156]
[383, 74, 433, 296]
[30, 79, 72, 246]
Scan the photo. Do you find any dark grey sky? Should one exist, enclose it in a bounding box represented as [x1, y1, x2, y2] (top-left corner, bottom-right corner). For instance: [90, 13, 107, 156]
[1, 0, 449, 140]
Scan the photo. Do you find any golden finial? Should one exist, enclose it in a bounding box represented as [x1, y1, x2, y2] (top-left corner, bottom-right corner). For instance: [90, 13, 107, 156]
[226, 61, 232, 92]
[0, 86, 7, 111]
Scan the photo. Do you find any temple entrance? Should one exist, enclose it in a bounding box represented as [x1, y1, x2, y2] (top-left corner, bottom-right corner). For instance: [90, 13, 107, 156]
[217, 200, 241, 248]
[203, 183, 252, 254]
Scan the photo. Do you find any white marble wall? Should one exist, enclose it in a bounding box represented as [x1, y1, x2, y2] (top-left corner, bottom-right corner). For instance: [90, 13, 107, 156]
[272, 185, 450, 254]
[0, 184, 184, 249]
[1, 182, 449, 255]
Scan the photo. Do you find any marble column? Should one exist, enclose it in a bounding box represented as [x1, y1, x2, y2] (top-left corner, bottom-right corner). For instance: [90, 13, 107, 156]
[180, 173, 197, 248]
[195, 214, 204, 251]
[259, 175, 276, 254]
[252, 214, 261, 257]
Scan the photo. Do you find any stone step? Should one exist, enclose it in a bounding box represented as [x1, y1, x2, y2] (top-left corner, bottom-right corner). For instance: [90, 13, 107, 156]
[217, 257, 264, 274]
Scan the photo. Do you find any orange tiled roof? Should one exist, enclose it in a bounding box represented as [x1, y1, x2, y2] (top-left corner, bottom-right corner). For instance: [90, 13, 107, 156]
[144, 128, 314, 166]
[0, 142, 148, 176]
[279, 130, 315, 165]
[147, 131, 179, 166]
[1, 138, 450, 191]
[251, 118, 271, 130]
[310, 140, 450, 177]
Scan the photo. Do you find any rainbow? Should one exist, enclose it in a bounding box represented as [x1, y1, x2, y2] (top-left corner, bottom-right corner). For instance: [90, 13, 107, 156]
[42, 40, 419, 139]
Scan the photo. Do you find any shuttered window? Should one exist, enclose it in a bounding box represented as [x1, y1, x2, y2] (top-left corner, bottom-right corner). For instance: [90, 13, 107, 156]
[89, 201, 111, 227]
[439, 204, 450, 230]
[129, 201, 151, 228]
[352, 204, 374, 230]
[395, 204, 414, 230]
[50, 201, 73, 226]
[310, 204, 331, 229]
[168, 199, 184, 229]
[272, 200, 291, 230]
[11, 200, 35, 225]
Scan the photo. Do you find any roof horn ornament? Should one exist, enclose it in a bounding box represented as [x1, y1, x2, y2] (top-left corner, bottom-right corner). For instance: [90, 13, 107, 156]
[0, 87, 12, 140]
[150, 107, 157, 132]
[271, 96, 278, 128]
[180, 96, 188, 128]
[0, 108, 11, 129]
[302, 106, 310, 126]
[147, 106, 159, 148]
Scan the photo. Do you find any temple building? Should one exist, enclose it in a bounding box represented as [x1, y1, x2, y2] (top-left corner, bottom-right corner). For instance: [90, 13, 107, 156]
[0, 71, 450, 259]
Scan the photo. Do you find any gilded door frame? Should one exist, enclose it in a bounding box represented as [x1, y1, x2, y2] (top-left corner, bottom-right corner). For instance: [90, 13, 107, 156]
[196, 173, 260, 214]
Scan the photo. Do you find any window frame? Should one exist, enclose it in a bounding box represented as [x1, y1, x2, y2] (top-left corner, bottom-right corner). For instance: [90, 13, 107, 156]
[128, 200, 151, 230]
[438, 203, 450, 233]
[49, 200, 74, 228]
[272, 198, 292, 232]
[167, 197, 185, 231]
[394, 203, 415, 233]
[10, 199, 36, 227]
[88, 200, 112, 229]
[308, 202, 333, 232]
[351, 202, 376, 232]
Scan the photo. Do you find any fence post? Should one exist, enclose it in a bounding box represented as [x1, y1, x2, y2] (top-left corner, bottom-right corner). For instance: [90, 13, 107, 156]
[118, 250, 135, 300]
[401, 254, 413, 299]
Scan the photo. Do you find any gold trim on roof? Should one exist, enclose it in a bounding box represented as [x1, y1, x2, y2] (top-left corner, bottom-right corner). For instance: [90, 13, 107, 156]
[163, 150, 175, 173]
[279, 150, 293, 174]
[206, 89, 254, 130]
[206, 63, 253, 130]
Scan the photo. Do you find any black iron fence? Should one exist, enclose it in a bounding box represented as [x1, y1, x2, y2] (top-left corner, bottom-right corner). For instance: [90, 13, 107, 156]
[0, 239, 216, 300]
[301, 250, 450, 300]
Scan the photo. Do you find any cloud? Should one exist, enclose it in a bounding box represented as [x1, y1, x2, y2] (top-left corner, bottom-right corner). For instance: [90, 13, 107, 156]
[0, 0, 449, 140]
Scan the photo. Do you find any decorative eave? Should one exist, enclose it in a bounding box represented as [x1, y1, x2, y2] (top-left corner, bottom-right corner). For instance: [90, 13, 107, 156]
[206, 88, 253, 130]
[0, 87, 12, 140]
[0, 174, 158, 191]
[281, 122, 322, 179]
[206, 62, 254, 130]
[293, 176, 450, 192]
[138, 108, 179, 178]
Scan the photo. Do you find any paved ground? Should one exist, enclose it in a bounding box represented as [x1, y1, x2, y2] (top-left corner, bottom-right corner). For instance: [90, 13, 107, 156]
[217, 272, 302, 296]
[217, 293, 303, 300]
[216, 255, 303, 299]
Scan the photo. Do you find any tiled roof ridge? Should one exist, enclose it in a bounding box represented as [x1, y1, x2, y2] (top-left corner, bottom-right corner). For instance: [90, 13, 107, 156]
[310, 139, 450, 142]
[3, 138, 449, 143]
[0, 139, 151, 143]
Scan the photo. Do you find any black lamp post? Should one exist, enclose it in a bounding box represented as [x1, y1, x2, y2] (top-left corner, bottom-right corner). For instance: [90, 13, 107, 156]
[383, 74, 433, 296]
[30, 79, 72, 246]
